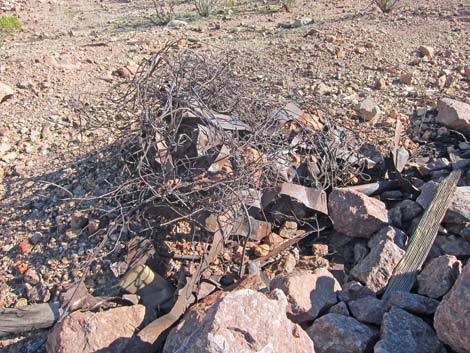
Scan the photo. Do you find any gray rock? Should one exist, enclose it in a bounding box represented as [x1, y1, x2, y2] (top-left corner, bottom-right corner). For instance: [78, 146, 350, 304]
[434, 262, 470, 353]
[349, 296, 386, 325]
[436, 98, 470, 138]
[374, 307, 444, 353]
[337, 281, 375, 302]
[417, 255, 462, 298]
[393, 200, 422, 222]
[271, 268, 341, 323]
[0, 81, 14, 102]
[354, 242, 369, 264]
[163, 289, 315, 353]
[416, 181, 439, 209]
[386, 291, 439, 315]
[328, 189, 389, 238]
[461, 225, 470, 242]
[293, 17, 313, 28]
[351, 240, 405, 294]
[356, 96, 381, 121]
[328, 301, 350, 316]
[435, 235, 470, 256]
[368, 226, 406, 250]
[166, 20, 188, 29]
[307, 314, 378, 353]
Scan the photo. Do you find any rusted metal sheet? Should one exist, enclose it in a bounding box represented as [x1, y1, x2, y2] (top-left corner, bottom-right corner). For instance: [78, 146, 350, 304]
[233, 216, 272, 242]
[271, 102, 324, 131]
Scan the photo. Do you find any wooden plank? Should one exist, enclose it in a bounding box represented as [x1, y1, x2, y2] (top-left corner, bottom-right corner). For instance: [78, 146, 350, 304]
[383, 169, 462, 299]
[0, 302, 61, 337]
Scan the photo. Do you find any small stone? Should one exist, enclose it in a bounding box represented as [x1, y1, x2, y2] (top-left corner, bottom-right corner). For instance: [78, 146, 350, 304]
[306, 314, 378, 353]
[71, 211, 88, 231]
[312, 243, 329, 257]
[24, 268, 40, 285]
[337, 281, 375, 302]
[387, 291, 440, 315]
[356, 96, 381, 121]
[436, 98, 470, 138]
[350, 240, 405, 294]
[0, 82, 14, 102]
[393, 200, 423, 223]
[348, 296, 385, 325]
[368, 226, 406, 250]
[315, 82, 332, 95]
[293, 17, 313, 28]
[375, 306, 443, 353]
[328, 189, 389, 238]
[418, 45, 434, 58]
[328, 301, 350, 316]
[376, 78, 386, 90]
[17, 81, 33, 89]
[400, 72, 414, 85]
[271, 268, 341, 323]
[434, 262, 470, 353]
[18, 239, 33, 254]
[418, 255, 462, 298]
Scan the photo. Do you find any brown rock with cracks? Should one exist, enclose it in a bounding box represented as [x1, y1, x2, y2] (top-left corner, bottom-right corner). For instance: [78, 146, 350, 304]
[434, 262, 470, 353]
[436, 98, 470, 138]
[350, 239, 404, 294]
[46, 305, 154, 353]
[163, 289, 315, 353]
[328, 189, 389, 238]
[306, 313, 378, 353]
[417, 255, 462, 298]
[271, 268, 341, 323]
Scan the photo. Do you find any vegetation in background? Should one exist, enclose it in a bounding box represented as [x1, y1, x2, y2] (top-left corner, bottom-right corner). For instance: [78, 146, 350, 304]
[374, 0, 401, 13]
[193, 0, 218, 17]
[281, 0, 296, 12]
[0, 15, 22, 45]
[151, 0, 176, 25]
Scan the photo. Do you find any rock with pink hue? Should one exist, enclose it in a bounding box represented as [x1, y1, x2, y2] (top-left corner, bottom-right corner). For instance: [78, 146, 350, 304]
[306, 313, 378, 353]
[46, 305, 153, 353]
[417, 255, 462, 298]
[271, 268, 341, 323]
[436, 98, 470, 138]
[162, 289, 315, 353]
[350, 240, 404, 294]
[328, 189, 389, 238]
[434, 262, 470, 353]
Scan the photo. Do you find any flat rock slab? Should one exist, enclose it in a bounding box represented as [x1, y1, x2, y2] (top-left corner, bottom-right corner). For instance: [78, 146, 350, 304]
[386, 291, 439, 315]
[374, 306, 443, 353]
[351, 240, 404, 294]
[163, 289, 315, 353]
[307, 313, 378, 353]
[434, 262, 470, 353]
[271, 268, 341, 323]
[417, 255, 462, 298]
[328, 189, 389, 238]
[46, 305, 154, 353]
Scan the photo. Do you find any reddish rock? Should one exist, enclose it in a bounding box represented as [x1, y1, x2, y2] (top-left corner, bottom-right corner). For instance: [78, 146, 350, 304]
[163, 289, 315, 353]
[434, 262, 470, 353]
[18, 239, 33, 254]
[306, 313, 378, 353]
[368, 226, 406, 250]
[271, 268, 341, 323]
[375, 307, 443, 353]
[417, 255, 462, 298]
[350, 240, 404, 294]
[46, 305, 153, 353]
[328, 189, 389, 238]
[436, 98, 470, 138]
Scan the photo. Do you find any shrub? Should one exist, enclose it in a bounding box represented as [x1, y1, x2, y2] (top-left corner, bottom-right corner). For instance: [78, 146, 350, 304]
[151, 0, 176, 25]
[193, 0, 217, 17]
[281, 0, 296, 12]
[374, 0, 400, 13]
[0, 15, 22, 45]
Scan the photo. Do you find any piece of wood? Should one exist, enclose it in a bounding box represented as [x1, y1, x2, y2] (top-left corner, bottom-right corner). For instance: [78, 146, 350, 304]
[0, 302, 61, 337]
[383, 169, 462, 299]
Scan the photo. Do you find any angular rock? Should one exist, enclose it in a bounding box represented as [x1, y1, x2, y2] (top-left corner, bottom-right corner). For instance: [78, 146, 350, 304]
[271, 268, 341, 323]
[375, 307, 443, 353]
[435, 235, 470, 256]
[0, 82, 14, 102]
[436, 98, 470, 138]
[393, 200, 422, 223]
[163, 289, 315, 353]
[328, 301, 350, 316]
[356, 96, 381, 121]
[349, 296, 386, 325]
[386, 291, 439, 315]
[166, 19, 188, 29]
[434, 262, 470, 353]
[351, 240, 404, 294]
[368, 226, 406, 250]
[294, 17, 313, 28]
[417, 255, 462, 298]
[306, 314, 378, 353]
[418, 45, 434, 58]
[338, 281, 375, 302]
[46, 305, 153, 353]
[445, 186, 470, 223]
[416, 181, 439, 209]
[328, 189, 389, 238]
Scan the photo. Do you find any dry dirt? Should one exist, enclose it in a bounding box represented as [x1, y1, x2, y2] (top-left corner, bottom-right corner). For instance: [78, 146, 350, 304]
[0, 0, 469, 351]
